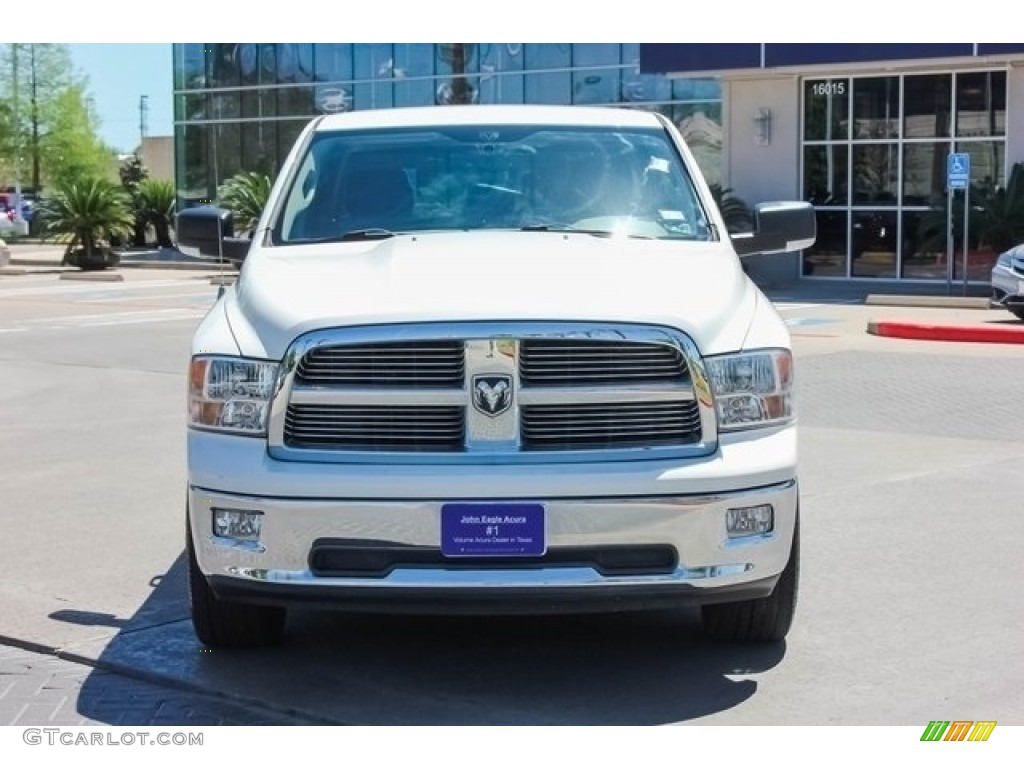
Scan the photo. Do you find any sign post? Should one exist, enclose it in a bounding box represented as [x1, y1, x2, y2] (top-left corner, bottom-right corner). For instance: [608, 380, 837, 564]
[946, 153, 970, 296]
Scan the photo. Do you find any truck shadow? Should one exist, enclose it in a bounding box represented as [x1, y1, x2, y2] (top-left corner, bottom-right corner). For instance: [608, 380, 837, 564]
[71, 554, 787, 725]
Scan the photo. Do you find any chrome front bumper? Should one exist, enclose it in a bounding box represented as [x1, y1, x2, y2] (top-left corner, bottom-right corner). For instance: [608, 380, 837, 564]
[188, 479, 798, 614]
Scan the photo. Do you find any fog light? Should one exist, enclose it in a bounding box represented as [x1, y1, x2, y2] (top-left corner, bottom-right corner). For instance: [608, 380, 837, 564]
[212, 508, 263, 541]
[726, 504, 774, 538]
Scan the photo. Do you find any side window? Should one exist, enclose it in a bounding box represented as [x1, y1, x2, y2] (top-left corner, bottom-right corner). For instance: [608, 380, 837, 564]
[279, 149, 319, 240]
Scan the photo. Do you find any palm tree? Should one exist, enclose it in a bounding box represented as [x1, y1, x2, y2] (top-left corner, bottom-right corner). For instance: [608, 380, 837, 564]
[137, 179, 176, 248]
[708, 183, 754, 233]
[217, 171, 272, 235]
[39, 178, 135, 270]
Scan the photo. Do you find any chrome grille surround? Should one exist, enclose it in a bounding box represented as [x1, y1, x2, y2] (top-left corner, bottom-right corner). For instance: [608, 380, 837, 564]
[267, 322, 717, 464]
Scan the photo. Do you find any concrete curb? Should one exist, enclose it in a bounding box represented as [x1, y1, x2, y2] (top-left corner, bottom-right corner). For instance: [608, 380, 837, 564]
[59, 271, 125, 282]
[10, 258, 229, 272]
[864, 294, 990, 309]
[867, 320, 1024, 344]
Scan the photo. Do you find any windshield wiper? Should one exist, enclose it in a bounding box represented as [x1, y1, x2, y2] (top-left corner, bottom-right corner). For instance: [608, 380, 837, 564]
[297, 228, 397, 244]
[519, 223, 651, 239]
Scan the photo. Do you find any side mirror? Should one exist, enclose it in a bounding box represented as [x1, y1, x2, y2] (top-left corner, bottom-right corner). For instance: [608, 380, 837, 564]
[731, 201, 816, 257]
[176, 206, 251, 264]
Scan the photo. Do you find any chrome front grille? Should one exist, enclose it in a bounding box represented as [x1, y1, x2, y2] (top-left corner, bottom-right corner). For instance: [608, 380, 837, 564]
[270, 323, 716, 463]
[285, 404, 464, 451]
[296, 341, 464, 386]
[521, 400, 702, 450]
[519, 339, 686, 385]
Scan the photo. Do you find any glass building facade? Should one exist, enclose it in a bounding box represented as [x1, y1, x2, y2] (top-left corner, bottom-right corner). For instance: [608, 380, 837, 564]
[801, 70, 1008, 281]
[172, 43, 723, 205]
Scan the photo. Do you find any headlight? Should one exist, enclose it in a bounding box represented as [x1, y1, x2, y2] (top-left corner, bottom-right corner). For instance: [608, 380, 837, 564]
[189, 356, 279, 435]
[704, 349, 793, 431]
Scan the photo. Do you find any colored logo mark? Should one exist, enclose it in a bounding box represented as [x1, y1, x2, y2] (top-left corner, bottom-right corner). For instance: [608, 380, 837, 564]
[920, 721, 996, 742]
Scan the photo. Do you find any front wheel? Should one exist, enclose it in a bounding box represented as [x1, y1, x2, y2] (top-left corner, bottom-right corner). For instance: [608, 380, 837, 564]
[1009, 307, 1024, 322]
[187, 512, 286, 648]
[701, 512, 800, 643]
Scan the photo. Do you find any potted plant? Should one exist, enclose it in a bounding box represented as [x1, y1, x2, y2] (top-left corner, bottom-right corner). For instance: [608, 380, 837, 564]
[38, 178, 135, 270]
[137, 179, 177, 249]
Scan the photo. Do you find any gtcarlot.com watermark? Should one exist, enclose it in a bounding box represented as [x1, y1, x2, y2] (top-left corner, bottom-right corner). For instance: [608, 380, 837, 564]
[23, 728, 203, 747]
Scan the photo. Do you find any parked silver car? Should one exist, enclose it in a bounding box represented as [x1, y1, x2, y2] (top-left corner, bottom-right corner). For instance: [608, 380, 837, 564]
[991, 244, 1024, 321]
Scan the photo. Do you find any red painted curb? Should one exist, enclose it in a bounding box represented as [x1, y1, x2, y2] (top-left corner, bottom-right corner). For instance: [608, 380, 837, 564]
[867, 320, 1024, 344]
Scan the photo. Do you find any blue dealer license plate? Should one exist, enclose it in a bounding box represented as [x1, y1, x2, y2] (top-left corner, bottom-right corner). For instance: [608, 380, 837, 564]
[440, 503, 546, 557]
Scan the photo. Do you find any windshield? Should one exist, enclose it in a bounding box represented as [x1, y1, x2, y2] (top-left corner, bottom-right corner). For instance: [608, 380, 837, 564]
[273, 124, 713, 244]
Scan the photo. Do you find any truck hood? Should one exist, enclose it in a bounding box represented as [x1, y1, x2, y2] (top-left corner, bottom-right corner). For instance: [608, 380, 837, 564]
[224, 231, 763, 359]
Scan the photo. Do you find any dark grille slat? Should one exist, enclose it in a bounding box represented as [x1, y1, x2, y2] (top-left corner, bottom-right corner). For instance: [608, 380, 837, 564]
[298, 341, 464, 387]
[520, 339, 686, 386]
[521, 400, 701, 450]
[285, 404, 464, 451]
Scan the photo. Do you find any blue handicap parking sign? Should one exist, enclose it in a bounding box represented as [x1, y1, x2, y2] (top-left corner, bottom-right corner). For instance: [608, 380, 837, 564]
[947, 153, 970, 189]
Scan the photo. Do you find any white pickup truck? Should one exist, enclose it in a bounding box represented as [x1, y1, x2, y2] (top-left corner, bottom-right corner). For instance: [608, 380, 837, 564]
[177, 105, 816, 648]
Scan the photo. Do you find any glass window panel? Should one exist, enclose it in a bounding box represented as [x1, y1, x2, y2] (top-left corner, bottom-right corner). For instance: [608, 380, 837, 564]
[173, 44, 185, 91]
[525, 71, 570, 104]
[259, 44, 277, 85]
[852, 144, 899, 204]
[620, 72, 671, 103]
[480, 72, 523, 104]
[434, 44, 477, 104]
[314, 84, 353, 115]
[572, 42, 621, 102]
[180, 123, 210, 201]
[956, 140, 1005, 189]
[479, 43, 524, 104]
[392, 43, 435, 107]
[314, 44, 352, 83]
[572, 43, 621, 68]
[395, 78, 435, 107]
[210, 122, 241, 191]
[673, 77, 720, 102]
[525, 44, 571, 104]
[901, 210, 949, 279]
[573, 68, 619, 104]
[278, 86, 313, 119]
[852, 77, 899, 139]
[903, 74, 951, 138]
[276, 44, 313, 83]
[669, 103, 723, 187]
[956, 71, 1006, 137]
[525, 43, 571, 70]
[237, 44, 259, 85]
[210, 92, 239, 121]
[353, 80, 394, 109]
[804, 145, 849, 206]
[179, 43, 205, 89]
[803, 78, 848, 141]
[353, 44, 395, 108]
[240, 121, 277, 177]
[183, 92, 207, 122]
[851, 210, 898, 278]
[803, 211, 848, 277]
[277, 121, 307, 166]
[902, 142, 949, 206]
[207, 44, 240, 88]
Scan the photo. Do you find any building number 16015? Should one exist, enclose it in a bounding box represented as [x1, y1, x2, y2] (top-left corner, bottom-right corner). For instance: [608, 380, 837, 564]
[811, 81, 846, 97]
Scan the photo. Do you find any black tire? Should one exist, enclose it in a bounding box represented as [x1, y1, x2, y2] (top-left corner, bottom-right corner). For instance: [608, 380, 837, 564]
[187, 514, 286, 648]
[701, 512, 799, 643]
[1009, 308, 1024, 322]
